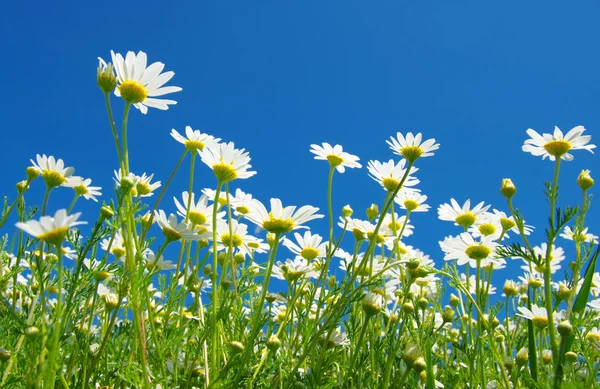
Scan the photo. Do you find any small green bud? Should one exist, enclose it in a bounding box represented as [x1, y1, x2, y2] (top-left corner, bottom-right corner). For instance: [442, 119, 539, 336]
[577, 170, 594, 191]
[266, 335, 281, 351]
[342, 204, 353, 218]
[25, 326, 40, 339]
[413, 357, 427, 373]
[449, 294, 460, 307]
[565, 351, 578, 363]
[16, 180, 29, 194]
[97, 61, 117, 93]
[100, 205, 114, 220]
[442, 305, 455, 323]
[516, 347, 528, 366]
[541, 350, 552, 365]
[558, 320, 573, 337]
[228, 341, 244, 354]
[365, 204, 379, 221]
[26, 167, 41, 182]
[402, 301, 414, 313]
[500, 178, 517, 198]
[417, 297, 428, 310]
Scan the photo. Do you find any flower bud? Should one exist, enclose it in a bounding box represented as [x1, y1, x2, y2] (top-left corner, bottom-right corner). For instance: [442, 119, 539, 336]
[203, 265, 212, 276]
[516, 347, 528, 366]
[0, 347, 10, 362]
[120, 176, 136, 195]
[402, 301, 415, 313]
[500, 178, 517, 198]
[228, 341, 244, 354]
[45, 253, 58, 265]
[365, 204, 379, 221]
[26, 167, 41, 182]
[25, 326, 40, 339]
[503, 280, 519, 298]
[16, 180, 29, 194]
[100, 205, 115, 220]
[97, 60, 117, 93]
[558, 320, 573, 337]
[577, 170, 594, 191]
[190, 365, 204, 378]
[413, 357, 427, 373]
[565, 351, 578, 363]
[342, 204, 353, 218]
[442, 305, 455, 323]
[449, 294, 460, 307]
[267, 335, 281, 351]
[234, 253, 245, 265]
[541, 350, 552, 365]
[417, 297, 428, 310]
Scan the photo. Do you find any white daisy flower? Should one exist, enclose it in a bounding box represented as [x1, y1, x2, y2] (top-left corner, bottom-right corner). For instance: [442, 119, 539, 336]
[460, 274, 497, 295]
[30, 154, 82, 188]
[309, 142, 362, 173]
[201, 188, 229, 207]
[170, 126, 221, 152]
[394, 191, 430, 213]
[386, 132, 440, 163]
[560, 226, 597, 242]
[468, 214, 504, 241]
[380, 213, 414, 238]
[517, 304, 549, 329]
[322, 327, 350, 347]
[173, 191, 224, 231]
[533, 243, 565, 265]
[437, 199, 490, 228]
[109, 50, 182, 114]
[282, 231, 328, 261]
[199, 142, 256, 182]
[100, 231, 127, 259]
[229, 188, 255, 217]
[522, 125, 595, 161]
[16, 209, 86, 245]
[272, 257, 317, 281]
[144, 249, 177, 271]
[67, 178, 102, 201]
[367, 159, 420, 192]
[213, 219, 261, 253]
[134, 172, 161, 197]
[154, 210, 201, 242]
[246, 198, 323, 234]
[439, 233, 499, 268]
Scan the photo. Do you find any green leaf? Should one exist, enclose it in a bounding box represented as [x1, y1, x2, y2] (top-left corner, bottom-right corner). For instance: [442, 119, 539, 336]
[573, 245, 600, 314]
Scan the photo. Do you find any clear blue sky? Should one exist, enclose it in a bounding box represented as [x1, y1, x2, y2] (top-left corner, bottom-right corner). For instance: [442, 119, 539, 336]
[1, 1, 598, 288]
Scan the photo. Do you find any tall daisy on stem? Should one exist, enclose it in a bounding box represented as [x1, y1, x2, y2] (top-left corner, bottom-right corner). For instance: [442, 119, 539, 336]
[199, 141, 255, 377]
[522, 125, 596, 370]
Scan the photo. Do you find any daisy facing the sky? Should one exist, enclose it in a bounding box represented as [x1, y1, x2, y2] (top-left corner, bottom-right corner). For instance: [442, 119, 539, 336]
[438, 199, 490, 229]
[16, 209, 86, 246]
[309, 142, 362, 173]
[386, 132, 440, 163]
[170, 126, 221, 153]
[522, 125, 595, 161]
[199, 142, 256, 182]
[367, 159, 420, 193]
[30, 154, 81, 189]
[108, 50, 182, 114]
[246, 198, 323, 234]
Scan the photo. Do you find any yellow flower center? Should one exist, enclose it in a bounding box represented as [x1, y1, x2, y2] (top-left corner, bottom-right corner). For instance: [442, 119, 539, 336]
[532, 316, 548, 329]
[236, 205, 250, 215]
[300, 247, 320, 261]
[586, 332, 600, 345]
[184, 139, 206, 152]
[38, 227, 69, 245]
[286, 269, 304, 282]
[465, 244, 492, 261]
[221, 233, 243, 247]
[403, 199, 419, 211]
[188, 211, 207, 226]
[544, 140, 572, 157]
[212, 163, 238, 182]
[136, 182, 154, 196]
[162, 227, 183, 242]
[387, 221, 402, 232]
[353, 264, 372, 277]
[415, 278, 431, 287]
[118, 80, 148, 104]
[74, 184, 89, 196]
[478, 223, 497, 236]
[326, 154, 344, 167]
[367, 231, 386, 244]
[352, 228, 365, 241]
[400, 145, 424, 163]
[263, 215, 295, 234]
[455, 212, 476, 227]
[247, 242, 260, 249]
[42, 171, 67, 188]
[111, 247, 126, 258]
[382, 177, 401, 192]
[398, 246, 408, 255]
[500, 218, 516, 231]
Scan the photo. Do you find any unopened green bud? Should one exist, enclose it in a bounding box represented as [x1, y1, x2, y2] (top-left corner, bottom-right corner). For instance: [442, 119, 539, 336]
[413, 357, 427, 373]
[442, 305, 455, 323]
[503, 280, 519, 298]
[234, 253, 245, 265]
[366, 204, 379, 221]
[16, 180, 29, 194]
[516, 347, 528, 366]
[342, 204, 353, 218]
[25, 326, 39, 339]
[500, 178, 517, 198]
[402, 301, 415, 313]
[541, 350, 552, 365]
[198, 239, 209, 250]
[203, 265, 212, 276]
[26, 167, 41, 182]
[266, 335, 281, 351]
[100, 205, 114, 220]
[417, 297, 428, 310]
[328, 275, 337, 289]
[577, 170, 594, 191]
[449, 294, 460, 307]
[45, 253, 58, 265]
[565, 351, 578, 363]
[97, 61, 117, 93]
[558, 320, 573, 337]
[228, 341, 244, 354]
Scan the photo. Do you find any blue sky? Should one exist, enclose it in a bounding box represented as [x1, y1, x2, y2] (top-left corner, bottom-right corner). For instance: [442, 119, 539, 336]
[1, 1, 598, 289]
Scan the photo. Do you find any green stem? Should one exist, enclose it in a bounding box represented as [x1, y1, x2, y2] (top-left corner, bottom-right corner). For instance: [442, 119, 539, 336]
[121, 102, 132, 174]
[210, 182, 222, 380]
[103, 91, 124, 170]
[43, 242, 64, 389]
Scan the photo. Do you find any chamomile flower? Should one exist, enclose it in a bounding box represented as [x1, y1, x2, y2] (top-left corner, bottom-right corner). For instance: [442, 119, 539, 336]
[170, 126, 221, 152]
[440, 233, 499, 268]
[367, 159, 420, 192]
[154, 210, 201, 242]
[110, 50, 182, 114]
[246, 198, 323, 234]
[213, 219, 261, 252]
[282, 231, 328, 261]
[135, 173, 161, 197]
[533, 243, 565, 266]
[16, 209, 86, 246]
[100, 231, 127, 259]
[144, 250, 177, 271]
[522, 126, 595, 161]
[309, 142, 362, 173]
[173, 191, 224, 232]
[229, 189, 255, 217]
[322, 327, 350, 347]
[395, 191, 430, 213]
[517, 304, 549, 329]
[201, 188, 229, 207]
[460, 274, 497, 295]
[272, 257, 317, 282]
[468, 214, 503, 241]
[380, 213, 414, 238]
[30, 154, 81, 188]
[386, 132, 440, 163]
[199, 142, 256, 182]
[560, 226, 598, 242]
[68, 178, 102, 201]
[437, 199, 490, 228]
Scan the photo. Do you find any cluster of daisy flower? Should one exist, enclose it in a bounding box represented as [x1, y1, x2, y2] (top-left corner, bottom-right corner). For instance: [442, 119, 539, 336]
[0, 50, 597, 389]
